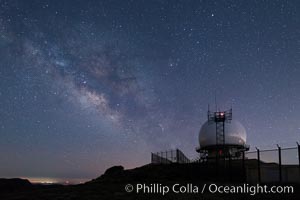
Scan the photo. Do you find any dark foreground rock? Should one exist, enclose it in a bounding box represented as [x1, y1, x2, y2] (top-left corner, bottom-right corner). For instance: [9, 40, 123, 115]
[0, 178, 32, 192]
[0, 163, 299, 200]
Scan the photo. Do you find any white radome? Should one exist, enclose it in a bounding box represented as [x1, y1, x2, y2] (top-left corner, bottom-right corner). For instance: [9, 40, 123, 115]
[199, 120, 247, 148]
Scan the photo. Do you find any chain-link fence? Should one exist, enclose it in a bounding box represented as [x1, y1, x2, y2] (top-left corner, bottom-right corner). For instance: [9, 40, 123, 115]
[151, 149, 190, 164]
[245, 145, 300, 183]
[151, 145, 300, 183]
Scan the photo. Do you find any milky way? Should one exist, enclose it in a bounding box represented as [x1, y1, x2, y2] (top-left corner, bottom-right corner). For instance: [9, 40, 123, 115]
[0, 0, 299, 182]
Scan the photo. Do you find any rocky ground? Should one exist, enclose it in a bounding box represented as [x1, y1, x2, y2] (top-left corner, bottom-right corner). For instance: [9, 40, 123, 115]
[0, 163, 299, 200]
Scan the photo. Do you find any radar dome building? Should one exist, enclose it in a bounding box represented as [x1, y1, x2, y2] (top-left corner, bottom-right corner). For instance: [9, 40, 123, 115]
[196, 108, 249, 161]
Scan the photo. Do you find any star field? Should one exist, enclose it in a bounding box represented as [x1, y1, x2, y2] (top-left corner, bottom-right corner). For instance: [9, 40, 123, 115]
[0, 0, 299, 183]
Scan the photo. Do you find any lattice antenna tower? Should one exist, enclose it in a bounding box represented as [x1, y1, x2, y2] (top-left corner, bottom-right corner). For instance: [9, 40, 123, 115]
[207, 108, 232, 146]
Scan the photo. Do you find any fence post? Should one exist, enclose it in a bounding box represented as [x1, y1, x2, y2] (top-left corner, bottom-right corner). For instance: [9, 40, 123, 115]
[166, 151, 168, 163]
[297, 142, 300, 180]
[256, 147, 261, 183]
[228, 152, 232, 181]
[277, 144, 282, 182]
[151, 153, 153, 163]
[297, 142, 300, 166]
[242, 151, 246, 182]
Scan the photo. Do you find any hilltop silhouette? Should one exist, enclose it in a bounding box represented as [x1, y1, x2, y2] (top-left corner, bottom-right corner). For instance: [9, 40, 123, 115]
[1, 162, 300, 200]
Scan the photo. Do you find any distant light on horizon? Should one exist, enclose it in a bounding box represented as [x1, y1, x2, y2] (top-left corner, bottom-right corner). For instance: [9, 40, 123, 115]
[22, 177, 89, 185]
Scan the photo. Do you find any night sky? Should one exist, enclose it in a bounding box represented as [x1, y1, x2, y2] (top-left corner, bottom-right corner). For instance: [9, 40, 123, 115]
[0, 0, 299, 183]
